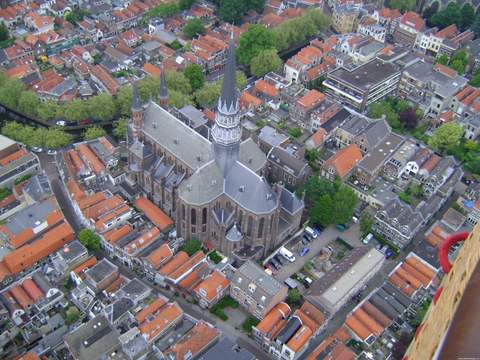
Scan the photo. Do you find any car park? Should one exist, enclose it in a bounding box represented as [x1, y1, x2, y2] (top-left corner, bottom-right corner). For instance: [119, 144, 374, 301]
[270, 258, 281, 270]
[305, 226, 318, 239]
[279, 247, 296, 262]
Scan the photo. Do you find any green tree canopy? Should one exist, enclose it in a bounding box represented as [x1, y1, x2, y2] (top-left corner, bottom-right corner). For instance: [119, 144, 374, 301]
[183, 18, 205, 38]
[237, 24, 276, 66]
[461, 4, 475, 30]
[44, 127, 72, 149]
[78, 229, 101, 251]
[0, 22, 9, 42]
[472, 13, 480, 38]
[179, 0, 196, 10]
[114, 118, 128, 140]
[83, 126, 106, 141]
[360, 211, 373, 237]
[17, 91, 40, 117]
[287, 288, 302, 306]
[0, 78, 25, 109]
[180, 238, 202, 256]
[428, 122, 464, 153]
[184, 63, 205, 91]
[389, 0, 416, 13]
[429, 2, 462, 29]
[250, 49, 282, 77]
[115, 85, 133, 117]
[87, 93, 116, 121]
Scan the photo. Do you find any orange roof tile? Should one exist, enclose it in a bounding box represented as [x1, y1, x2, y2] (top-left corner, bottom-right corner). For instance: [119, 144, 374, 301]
[83, 196, 125, 221]
[0, 148, 28, 166]
[103, 224, 133, 244]
[394, 267, 422, 290]
[434, 63, 457, 78]
[134, 197, 173, 231]
[296, 301, 325, 331]
[256, 302, 291, 335]
[135, 297, 168, 323]
[145, 243, 173, 269]
[0, 261, 12, 282]
[309, 128, 327, 147]
[389, 273, 415, 297]
[401, 11, 425, 32]
[436, 24, 457, 39]
[254, 79, 278, 98]
[401, 262, 431, 287]
[297, 89, 325, 109]
[95, 204, 131, 232]
[361, 301, 391, 328]
[167, 251, 205, 281]
[15, 352, 40, 360]
[164, 321, 220, 359]
[67, 179, 86, 202]
[158, 251, 189, 276]
[125, 227, 160, 254]
[345, 314, 371, 341]
[104, 275, 125, 294]
[328, 343, 356, 360]
[77, 143, 105, 175]
[10, 285, 33, 309]
[286, 325, 313, 352]
[420, 154, 441, 173]
[73, 256, 98, 275]
[179, 262, 208, 290]
[4, 221, 74, 274]
[77, 192, 107, 211]
[324, 144, 362, 178]
[193, 270, 230, 302]
[240, 90, 263, 109]
[139, 302, 183, 342]
[405, 256, 436, 281]
[143, 63, 162, 77]
[21, 278, 43, 302]
[353, 307, 383, 336]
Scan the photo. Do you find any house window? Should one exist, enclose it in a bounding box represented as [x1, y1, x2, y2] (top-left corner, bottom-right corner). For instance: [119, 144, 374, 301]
[191, 209, 196, 225]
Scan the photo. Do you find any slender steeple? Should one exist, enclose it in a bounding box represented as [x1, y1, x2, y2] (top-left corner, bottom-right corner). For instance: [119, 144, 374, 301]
[212, 32, 242, 176]
[159, 64, 168, 108]
[131, 81, 143, 140]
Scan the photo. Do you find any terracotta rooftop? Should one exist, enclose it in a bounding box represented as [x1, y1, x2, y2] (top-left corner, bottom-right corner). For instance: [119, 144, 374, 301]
[286, 325, 313, 352]
[297, 89, 325, 109]
[83, 196, 125, 221]
[124, 227, 160, 255]
[135, 297, 168, 323]
[103, 224, 134, 244]
[400, 11, 425, 32]
[134, 197, 173, 231]
[143, 62, 162, 77]
[139, 302, 183, 342]
[167, 251, 206, 281]
[254, 79, 278, 98]
[324, 144, 363, 178]
[21, 278, 43, 303]
[145, 243, 173, 269]
[164, 321, 220, 359]
[95, 204, 131, 232]
[76, 143, 105, 175]
[72, 256, 98, 276]
[193, 270, 230, 302]
[255, 302, 291, 336]
[434, 63, 458, 78]
[10, 285, 33, 309]
[158, 251, 189, 276]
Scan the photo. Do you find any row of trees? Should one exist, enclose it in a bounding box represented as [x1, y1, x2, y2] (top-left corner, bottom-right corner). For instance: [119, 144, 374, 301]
[301, 176, 358, 228]
[426, 2, 475, 31]
[211, 0, 265, 25]
[143, 0, 196, 21]
[236, 10, 330, 76]
[1, 122, 72, 149]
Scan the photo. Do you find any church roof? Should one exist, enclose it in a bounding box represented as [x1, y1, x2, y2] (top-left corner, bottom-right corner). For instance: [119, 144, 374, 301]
[226, 223, 243, 242]
[179, 160, 278, 215]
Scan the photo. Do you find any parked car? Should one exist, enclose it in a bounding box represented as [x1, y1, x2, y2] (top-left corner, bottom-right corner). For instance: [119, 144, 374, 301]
[362, 233, 374, 245]
[270, 259, 281, 270]
[385, 247, 394, 259]
[274, 254, 284, 265]
[336, 224, 346, 232]
[303, 276, 313, 288]
[302, 236, 310, 245]
[300, 247, 310, 257]
[305, 226, 318, 239]
[56, 120, 66, 126]
[31, 147, 43, 153]
[47, 149, 57, 155]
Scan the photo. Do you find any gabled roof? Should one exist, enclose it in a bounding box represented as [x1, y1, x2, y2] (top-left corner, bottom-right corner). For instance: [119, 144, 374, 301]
[324, 144, 362, 178]
[400, 11, 425, 32]
[193, 270, 230, 302]
[134, 197, 173, 231]
[145, 243, 173, 269]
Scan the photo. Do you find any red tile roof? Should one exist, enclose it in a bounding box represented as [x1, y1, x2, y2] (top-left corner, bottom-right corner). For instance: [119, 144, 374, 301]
[297, 89, 325, 109]
[400, 11, 425, 32]
[21, 278, 43, 302]
[134, 197, 173, 231]
[193, 270, 230, 302]
[76, 143, 105, 175]
[145, 244, 173, 269]
[124, 227, 160, 255]
[135, 297, 168, 323]
[254, 79, 278, 98]
[167, 251, 205, 281]
[90, 65, 120, 95]
[103, 224, 134, 244]
[158, 251, 190, 276]
[324, 144, 362, 178]
[139, 302, 183, 342]
[10, 285, 33, 309]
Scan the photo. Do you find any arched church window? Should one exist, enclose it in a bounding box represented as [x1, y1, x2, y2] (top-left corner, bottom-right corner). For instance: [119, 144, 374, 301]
[258, 218, 264, 238]
[247, 216, 253, 237]
[191, 209, 196, 225]
[202, 208, 207, 224]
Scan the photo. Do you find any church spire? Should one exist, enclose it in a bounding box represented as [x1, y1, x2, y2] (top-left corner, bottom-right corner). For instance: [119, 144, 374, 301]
[159, 64, 168, 108]
[211, 32, 241, 176]
[131, 80, 141, 111]
[218, 32, 237, 114]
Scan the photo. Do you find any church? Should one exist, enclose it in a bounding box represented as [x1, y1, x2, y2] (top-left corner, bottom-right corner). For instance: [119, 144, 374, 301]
[127, 34, 304, 262]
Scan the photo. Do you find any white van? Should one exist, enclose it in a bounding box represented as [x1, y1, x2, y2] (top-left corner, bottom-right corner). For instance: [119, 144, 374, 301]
[305, 226, 318, 239]
[279, 247, 296, 262]
[362, 233, 374, 245]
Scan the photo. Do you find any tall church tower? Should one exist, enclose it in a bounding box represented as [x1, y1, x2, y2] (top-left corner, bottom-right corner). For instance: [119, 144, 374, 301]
[159, 65, 169, 109]
[131, 81, 143, 141]
[211, 33, 241, 176]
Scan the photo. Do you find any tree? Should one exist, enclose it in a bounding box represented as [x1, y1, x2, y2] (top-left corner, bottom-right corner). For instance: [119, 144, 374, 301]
[368, 101, 402, 131]
[237, 24, 275, 66]
[399, 108, 418, 130]
[333, 186, 357, 225]
[37, 100, 60, 121]
[180, 238, 202, 256]
[0, 78, 24, 109]
[115, 85, 133, 117]
[302, 176, 336, 206]
[360, 211, 373, 237]
[423, 3, 439, 21]
[64, 99, 89, 121]
[429, 2, 461, 29]
[0, 22, 9, 42]
[184, 63, 205, 91]
[194, 82, 221, 108]
[87, 93, 116, 121]
[179, 0, 195, 10]
[428, 123, 464, 153]
[83, 126, 106, 141]
[287, 288, 302, 306]
[288, 127, 302, 138]
[218, 0, 246, 24]
[166, 70, 192, 95]
[183, 18, 205, 38]
[469, 68, 480, 87]
[17, 91, 40, 117]
[168, 89, 193, 108]
[449, 50, 469, 75]
[144, 3, 179, 21]
[461, 4, 475, 30]
[78, 229, 101, 251]
[435, 54, 449, 66]
[389, 0, 415, 13]
[311, 194, 335, 227]
[44, 128, 72, 149]
[250, 49, 282, 77]
[114, 118, 128, 140]
[472, 13, 480, 38]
